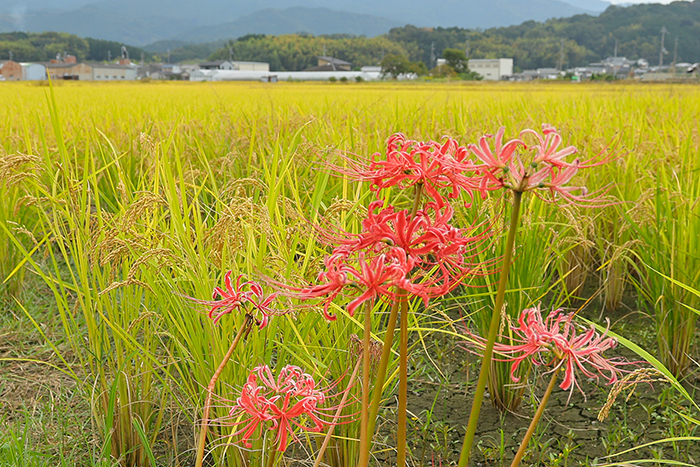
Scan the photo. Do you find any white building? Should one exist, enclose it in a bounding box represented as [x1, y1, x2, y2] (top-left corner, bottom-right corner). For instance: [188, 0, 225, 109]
[200, 60, 235, 70]
[20, 63, 47, 80]
[190, 69, 383, 82]
[232, 61, 269, 72]
[92, 63, 138, 81]
[468, 58, 513, 80]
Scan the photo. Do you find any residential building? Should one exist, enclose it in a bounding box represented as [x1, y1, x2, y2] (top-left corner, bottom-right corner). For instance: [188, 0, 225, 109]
[200, 60, 235, 70]
[468, 58, 513, 80]
[0, 60, 22, 81]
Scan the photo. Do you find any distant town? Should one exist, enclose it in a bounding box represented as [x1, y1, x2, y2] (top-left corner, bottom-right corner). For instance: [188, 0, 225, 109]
[1, 48, 698, 83]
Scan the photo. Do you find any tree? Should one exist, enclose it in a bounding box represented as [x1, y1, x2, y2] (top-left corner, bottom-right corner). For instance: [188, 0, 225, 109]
[442, 48, 468, 73]
[380, 54, 411, 79]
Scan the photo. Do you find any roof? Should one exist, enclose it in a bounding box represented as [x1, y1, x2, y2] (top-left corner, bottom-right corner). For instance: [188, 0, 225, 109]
[200, 60, 230, 67]
[45, 62, 89, 69]
[91, 63, 137, 69]
[304, 64, 343, 72]
[317, 56, 350, 65]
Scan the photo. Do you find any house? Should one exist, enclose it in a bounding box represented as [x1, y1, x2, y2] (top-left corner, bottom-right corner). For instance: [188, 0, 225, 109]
[513, 68, 563, 81]
[0, 60, 22, 81]
[304, 56, 351, 72]
[92, 63, 138, 81]
[20, 63, 47, 81]
[200, 60, 235, 70]
[46, 62, 93, 80]
[467, 59, 513, 80]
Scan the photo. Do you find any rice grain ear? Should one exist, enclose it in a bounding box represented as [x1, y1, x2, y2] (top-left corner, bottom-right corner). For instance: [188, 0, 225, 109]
[598, 367, 668, 422]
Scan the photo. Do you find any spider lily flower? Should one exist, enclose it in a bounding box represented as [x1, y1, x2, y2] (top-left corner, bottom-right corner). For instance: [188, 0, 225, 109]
[183, 271, 279, 329]
[469, 125, 610, 206]
[290, 201, 494, 320]
[469, 306, 629, 399]
[290, 251, 414, 320]
[339, 133, 486, 205]
[468, 126, 525, 171]
[522, 124, 578, 168]
[228, 365, 337, 452]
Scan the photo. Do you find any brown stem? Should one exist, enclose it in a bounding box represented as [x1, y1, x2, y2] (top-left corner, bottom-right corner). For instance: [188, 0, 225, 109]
[312, 358, 362, 467]
[195, 314, 253, 467]
[510, 370, 560, 467]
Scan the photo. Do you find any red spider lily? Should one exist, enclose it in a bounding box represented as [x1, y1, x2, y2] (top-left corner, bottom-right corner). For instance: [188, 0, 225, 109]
[551, 314, 622, 395]
[468, 126, 525, 171]
[183, 271, 279, 329]
[290, 201, 495, 320]
[522, 123, 578, 168]
[339, 133, 486, 205]
[469, 306, 629, 399]
[228, 365, 337, 452]
[468, 124, 610, 206]
[289, 251, 414, 320]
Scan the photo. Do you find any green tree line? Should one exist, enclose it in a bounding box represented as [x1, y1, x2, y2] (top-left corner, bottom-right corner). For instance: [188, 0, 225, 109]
[0, 32, 151, 63]
[208, 34, 407, 71]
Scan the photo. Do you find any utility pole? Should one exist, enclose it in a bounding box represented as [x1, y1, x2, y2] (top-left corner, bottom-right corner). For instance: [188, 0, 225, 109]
[614, 39, 618, 58]
[430, 42, 435, 69]
[141, 51, 144, 64]
[8, 50, 12, 61]
[558, 39, 565, 71]
[167, 49, 171, 64]
[108, 50, 111, 62]
[672, 36, 678, 73]
[659, 26, 668, 68]
[465, 38, 470, 59]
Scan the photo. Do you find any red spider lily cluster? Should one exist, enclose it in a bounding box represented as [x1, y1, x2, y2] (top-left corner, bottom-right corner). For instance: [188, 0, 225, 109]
[470, 306, 627, 399]
[343, 124, 609, 206]
[469, 124, 610, 204]
[292, 124, 605, 318]
[291, 200, 493, 320]
[185, 271, 279, 328]
[228, 365, 336, 452]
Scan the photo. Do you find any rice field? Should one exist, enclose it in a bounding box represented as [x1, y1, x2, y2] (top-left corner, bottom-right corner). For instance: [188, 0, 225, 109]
[0, 80, 699, 467]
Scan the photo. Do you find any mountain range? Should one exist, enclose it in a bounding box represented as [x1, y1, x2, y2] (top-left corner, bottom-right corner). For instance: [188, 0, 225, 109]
[0, 0, 613, 46]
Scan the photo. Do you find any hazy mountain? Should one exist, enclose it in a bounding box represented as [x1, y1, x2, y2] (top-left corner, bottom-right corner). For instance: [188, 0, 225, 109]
[0, 1, 101, 15]
[176, 7, 401, 43]
[561, 0, 611, 12]
[0, 0, 598, 45]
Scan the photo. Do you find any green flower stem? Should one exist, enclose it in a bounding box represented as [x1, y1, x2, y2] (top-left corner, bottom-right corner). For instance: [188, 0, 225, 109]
[358, 296, 401, 467]
[358, 300, 373, 463]
[312, 357, 362, 467]
[398, 183, 424, 466]
[266, 446, 278, 467]
[458, 190, 524, 467]
[397, 296, 409, 467]
[359, 183, 424, 467]
[510, 370, 560, 467]
[195, 314, 253, 467]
